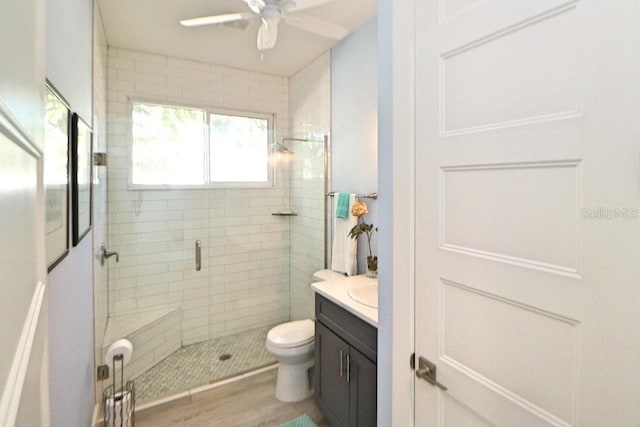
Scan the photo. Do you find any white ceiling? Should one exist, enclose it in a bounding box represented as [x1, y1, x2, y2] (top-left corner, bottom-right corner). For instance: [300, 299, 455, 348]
[97, 0, 377, 77]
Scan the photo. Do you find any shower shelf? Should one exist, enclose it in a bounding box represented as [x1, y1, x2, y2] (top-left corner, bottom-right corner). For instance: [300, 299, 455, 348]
[271, 211, 298, 216]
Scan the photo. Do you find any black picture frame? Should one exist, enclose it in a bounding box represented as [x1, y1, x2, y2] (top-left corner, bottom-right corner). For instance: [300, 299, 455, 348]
[44, 81, 70, 271]
[71, 113, 92, 246]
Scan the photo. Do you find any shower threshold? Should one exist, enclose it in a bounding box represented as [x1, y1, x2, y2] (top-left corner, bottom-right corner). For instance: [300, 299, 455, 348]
[136, 363, 278, 412]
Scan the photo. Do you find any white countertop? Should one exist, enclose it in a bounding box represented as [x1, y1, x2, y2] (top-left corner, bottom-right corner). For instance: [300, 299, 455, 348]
[311, 275, 378, 327]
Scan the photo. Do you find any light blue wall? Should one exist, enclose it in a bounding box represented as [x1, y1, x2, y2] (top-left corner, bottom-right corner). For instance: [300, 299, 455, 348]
[377, 0, 415, 424]
[331, 19, 378, 273]
[46, 0, 96, 425]
[46, 0, 94, 122]
[47, 238, 95, 426]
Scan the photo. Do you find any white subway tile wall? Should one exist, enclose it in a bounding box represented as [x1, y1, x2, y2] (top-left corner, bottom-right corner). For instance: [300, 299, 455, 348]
[289, 52, 331, 321]
[107, 48, 291, 345]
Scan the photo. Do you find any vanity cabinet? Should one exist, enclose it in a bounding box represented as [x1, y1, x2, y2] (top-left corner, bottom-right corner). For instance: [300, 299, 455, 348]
[315, 294, 377, 427]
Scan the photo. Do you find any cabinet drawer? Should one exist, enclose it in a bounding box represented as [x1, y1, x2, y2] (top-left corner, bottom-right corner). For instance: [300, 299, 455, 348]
[315, 294, 377, 362]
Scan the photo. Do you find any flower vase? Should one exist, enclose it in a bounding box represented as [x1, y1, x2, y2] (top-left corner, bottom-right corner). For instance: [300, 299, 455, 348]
[366, 256, 378, 277]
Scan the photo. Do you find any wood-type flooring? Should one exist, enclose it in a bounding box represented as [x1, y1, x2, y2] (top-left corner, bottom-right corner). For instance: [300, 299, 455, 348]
[135, 368, 328, 427]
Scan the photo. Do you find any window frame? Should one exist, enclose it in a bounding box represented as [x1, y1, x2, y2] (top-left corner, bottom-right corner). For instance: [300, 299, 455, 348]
[127, 98, 276, 190]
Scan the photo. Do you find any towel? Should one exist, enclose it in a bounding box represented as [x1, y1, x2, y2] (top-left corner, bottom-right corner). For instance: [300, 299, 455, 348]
[335, 192, 350, 218]
[331, 193, 358, 276]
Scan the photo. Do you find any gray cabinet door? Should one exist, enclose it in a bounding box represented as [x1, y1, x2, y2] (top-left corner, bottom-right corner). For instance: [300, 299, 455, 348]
[349, 346, 377, 427]
[316, 322, 350, 427]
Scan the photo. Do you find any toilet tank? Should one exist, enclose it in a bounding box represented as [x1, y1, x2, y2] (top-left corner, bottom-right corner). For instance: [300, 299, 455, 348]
[312, 269, 347, 282]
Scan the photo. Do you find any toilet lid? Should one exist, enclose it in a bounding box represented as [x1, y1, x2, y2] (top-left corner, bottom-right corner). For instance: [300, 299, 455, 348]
[267, 319, 315, 348]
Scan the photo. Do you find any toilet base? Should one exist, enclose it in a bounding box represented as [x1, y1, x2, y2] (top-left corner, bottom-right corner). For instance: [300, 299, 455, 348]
[275, 358, 314, 402]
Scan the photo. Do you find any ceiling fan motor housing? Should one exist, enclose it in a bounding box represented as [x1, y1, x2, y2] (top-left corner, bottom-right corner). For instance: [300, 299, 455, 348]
[262, 4, 282, 19]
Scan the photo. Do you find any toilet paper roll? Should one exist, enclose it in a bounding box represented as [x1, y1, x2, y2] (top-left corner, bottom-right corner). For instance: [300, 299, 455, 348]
[105, 390, 133, 427]
[105, 338, 133, 368]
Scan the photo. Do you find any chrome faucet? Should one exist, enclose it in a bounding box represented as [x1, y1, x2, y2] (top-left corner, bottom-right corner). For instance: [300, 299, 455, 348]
[99, 244, 119, 266]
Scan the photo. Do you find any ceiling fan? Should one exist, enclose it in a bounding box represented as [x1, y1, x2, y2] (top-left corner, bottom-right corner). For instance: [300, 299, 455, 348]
[179, 0, 349, 51]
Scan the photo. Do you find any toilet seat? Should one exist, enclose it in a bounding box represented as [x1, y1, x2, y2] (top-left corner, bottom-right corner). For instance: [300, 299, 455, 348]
[267, 319, 314, 349]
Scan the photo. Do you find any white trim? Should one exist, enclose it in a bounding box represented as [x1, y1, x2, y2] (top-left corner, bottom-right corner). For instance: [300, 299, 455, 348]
[91, 403, 100, 427]
[0, 100, 43, 158]
[377, 0, 416, 425]
[0, 281, 47, 427]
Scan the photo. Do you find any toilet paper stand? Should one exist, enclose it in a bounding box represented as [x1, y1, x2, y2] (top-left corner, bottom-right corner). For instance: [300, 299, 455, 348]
[103, 351, 136, 427]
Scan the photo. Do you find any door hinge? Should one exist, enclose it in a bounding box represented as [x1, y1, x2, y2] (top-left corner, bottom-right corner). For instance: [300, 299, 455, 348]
[93, 152, 107, 166]
[410, 352, 415, 370]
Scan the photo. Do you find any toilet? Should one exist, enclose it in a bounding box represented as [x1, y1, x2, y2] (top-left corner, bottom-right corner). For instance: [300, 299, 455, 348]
[265, 269, 346, 402]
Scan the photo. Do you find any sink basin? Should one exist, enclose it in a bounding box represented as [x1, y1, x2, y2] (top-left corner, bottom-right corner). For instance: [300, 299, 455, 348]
[347, 277, 378, 308]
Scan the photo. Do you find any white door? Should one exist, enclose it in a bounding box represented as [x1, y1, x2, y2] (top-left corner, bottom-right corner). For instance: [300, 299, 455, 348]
[414, 1, 640, 425]
[0, 103, 49, 426]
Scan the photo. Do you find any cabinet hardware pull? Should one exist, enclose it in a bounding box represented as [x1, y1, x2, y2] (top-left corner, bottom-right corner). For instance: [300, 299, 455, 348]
[339, 350, 344, 377]
[346, 354, 351, 383]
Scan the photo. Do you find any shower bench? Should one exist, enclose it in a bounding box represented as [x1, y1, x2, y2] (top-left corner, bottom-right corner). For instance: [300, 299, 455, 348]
[101, 307, 182, 383]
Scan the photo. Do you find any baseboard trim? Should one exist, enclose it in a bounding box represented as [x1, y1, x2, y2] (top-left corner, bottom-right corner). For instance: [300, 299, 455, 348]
[0, 281, 47, 427]
[91, 403, 101, 427]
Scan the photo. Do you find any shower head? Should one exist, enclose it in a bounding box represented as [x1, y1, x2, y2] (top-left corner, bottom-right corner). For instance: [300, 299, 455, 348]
[276, 137, 308, 155]
[275, 142, 293, 155]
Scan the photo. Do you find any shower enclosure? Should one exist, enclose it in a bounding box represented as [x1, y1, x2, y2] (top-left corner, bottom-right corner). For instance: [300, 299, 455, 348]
[102, 133, 330, 405]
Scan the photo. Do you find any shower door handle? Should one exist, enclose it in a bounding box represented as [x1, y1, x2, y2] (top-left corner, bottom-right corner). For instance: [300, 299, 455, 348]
[195, 240, 201, 271]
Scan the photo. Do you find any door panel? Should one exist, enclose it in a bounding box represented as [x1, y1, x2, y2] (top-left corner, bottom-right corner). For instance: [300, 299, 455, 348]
[441, 4, 580, 135]
[0, 103, 48, 426]
[441, 162, 580, 274]
[441, 281, 577, 422]
[414, 0, 640, 425]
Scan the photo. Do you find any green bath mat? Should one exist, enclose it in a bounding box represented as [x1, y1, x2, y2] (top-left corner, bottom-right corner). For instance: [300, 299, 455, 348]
[277, 413, 317, 427]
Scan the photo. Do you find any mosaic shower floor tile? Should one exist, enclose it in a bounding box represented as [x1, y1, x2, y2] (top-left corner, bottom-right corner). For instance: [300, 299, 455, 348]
[134, 326, 276, 403]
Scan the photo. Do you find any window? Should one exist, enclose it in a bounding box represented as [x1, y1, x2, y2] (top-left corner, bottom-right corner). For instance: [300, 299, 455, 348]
[131, 103, 205, 186]
[130, 101, 273, 188]
[209, 113, 269, 183]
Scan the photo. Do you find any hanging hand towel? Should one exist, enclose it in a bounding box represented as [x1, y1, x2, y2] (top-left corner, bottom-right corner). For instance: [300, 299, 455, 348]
[331, 193, 358, 276]
[335, 192, 350, 219]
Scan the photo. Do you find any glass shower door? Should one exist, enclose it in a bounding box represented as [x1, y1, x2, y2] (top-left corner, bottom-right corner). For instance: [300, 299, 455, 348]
[289, 137, 328, 321]
[206, 124, 289, 381]
[106, 101, 215, 404]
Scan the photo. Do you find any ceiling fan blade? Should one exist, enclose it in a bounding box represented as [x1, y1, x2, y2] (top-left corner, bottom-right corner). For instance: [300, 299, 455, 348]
[179, 12, 252, 27]
[257, 17, 279, 50]
[284, 14, 349, 39]
[289, 0, 336, 12]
